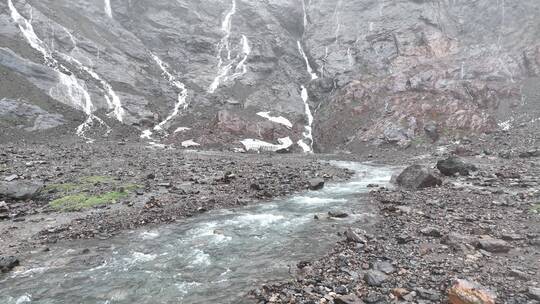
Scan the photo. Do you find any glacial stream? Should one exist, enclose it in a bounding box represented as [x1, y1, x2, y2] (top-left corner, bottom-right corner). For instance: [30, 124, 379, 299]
[0, 162, 394, 304]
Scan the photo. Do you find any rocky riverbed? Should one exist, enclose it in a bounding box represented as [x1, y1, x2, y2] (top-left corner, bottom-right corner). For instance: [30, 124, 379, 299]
[0, 140, 351, 264]
[253, 145, 540, 303]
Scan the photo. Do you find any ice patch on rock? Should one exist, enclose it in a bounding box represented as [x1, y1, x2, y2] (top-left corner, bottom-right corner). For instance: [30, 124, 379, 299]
[241, 137, 293, 152]
[256, 112, 293, 128]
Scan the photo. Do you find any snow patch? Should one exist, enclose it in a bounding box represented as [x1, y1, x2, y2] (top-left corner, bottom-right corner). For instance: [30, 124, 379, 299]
[174, 127, 191, 133]
[181, 139, 200, 148]
[240, 137, 293, 152]
[256, 112, 293, 128]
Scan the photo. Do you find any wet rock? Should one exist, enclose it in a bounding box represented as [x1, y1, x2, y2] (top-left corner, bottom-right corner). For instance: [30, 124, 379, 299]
[0, 256, 20, 273]
[250, 183, 262, 191]
[373, 261, 395, 274]
[328, 211, 349, 218]
[308, 178, 325, 190]
[334, 294, 363, 304]
[519, 149, 540, 158]
[0, 180, 43, 200]
[424, 121, 439, 142]
[364, 270, 388, 287]
[0, 201, 8, 213]
[416, 288, 441, 301]
[4, 174, 18, 182]
[396, 165, 442, 189]
[436, 156, 477, 176]
[441, 232, 477, 251]
[345, 228, 367, 243]
[448, 279, 496, 304]
[420, 226, 442, 237]
[528, 287, 540, 301]
[396, 233, 414, 244]
[477, 238, 513, 253]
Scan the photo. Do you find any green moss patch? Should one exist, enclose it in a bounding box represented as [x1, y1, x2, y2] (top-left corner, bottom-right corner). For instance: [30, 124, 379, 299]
[49, 191, 129, 211]
[46, 175, 141, 212]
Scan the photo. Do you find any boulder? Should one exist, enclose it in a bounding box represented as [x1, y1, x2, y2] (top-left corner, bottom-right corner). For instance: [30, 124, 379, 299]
[308, 178, 325, 190]
[344, 229, 367, 243]
[328, 211, 349, 218]
[528, 287, 540, 301]
[436, 157, 477, 176]
[477, 238, 513, 253]
[396, 165, 442, 189]
[420, 226, 442, 237]
[0, 201, 9, 219]
[519, 149, 540, 158]
[373, 261, 395, 274]
[364, 270, 388, 287]
[441, 232, 478, 252]
[335, 294, 363, 304]
[0, 180, 43, 200]
[448, 279, 495, 304]
[424, 121, 440, 142]
[0, 256, 20, 273]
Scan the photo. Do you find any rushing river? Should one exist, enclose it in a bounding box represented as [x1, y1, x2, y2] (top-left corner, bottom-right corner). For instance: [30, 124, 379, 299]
[0, 162, 394, 304]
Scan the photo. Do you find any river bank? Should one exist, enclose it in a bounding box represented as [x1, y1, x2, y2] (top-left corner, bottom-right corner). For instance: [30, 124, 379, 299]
[0, 141, 352, 260]
[254, 149, 540, 303]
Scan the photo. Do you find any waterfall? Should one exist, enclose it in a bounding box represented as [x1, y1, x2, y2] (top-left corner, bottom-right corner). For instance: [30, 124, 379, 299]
[7, 0, 112, 142]
[297, 85, 314, 153]
[209, 0, 251, 93]
[297, 41, 318, 80]
[104, 0, 113, 18]
[209, 0, 236, 93]
[60, 27, 125, 122]
[150, 54, 189, 132]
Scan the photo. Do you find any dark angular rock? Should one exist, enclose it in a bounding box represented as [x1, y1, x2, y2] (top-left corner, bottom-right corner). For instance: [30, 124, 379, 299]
[308, 178, 325, 190]
[373, 261, 395, 274]
[528, 287, 540, 301]
[477, 238, 513, 253]
[335, 294, 364, 304]
[328, 211, 349, 218]
[345, 229, 367, 243]
[436, 156, 477, 176]
[416, 288, 441, 301]
[424, 121, 439, 142]
[0, 256, 19, 273]
[519, 149, 540, 158]
[364, 270, 388, 287]
[420, 226, 442, 237]
[0, 180, 43, 200]
[396, 165, 442, 189]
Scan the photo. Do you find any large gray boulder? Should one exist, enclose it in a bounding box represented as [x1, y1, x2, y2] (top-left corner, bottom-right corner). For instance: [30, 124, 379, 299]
[436, 156, 477, 176]
[0, 180, 43, 200]
[396, 165, 442, 189]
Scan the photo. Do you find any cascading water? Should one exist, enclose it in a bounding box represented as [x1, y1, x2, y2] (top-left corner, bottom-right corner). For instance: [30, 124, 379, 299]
[150, 54, 189, 133]
[104, 0, 113, 18]
[0, 162, 394, 304]
[7, 0, 127, 141]
[208, 0, 251, 93]
[60, 28, 125, 123]
[7, 0, 114, 142]
[296, 1, 318, 153]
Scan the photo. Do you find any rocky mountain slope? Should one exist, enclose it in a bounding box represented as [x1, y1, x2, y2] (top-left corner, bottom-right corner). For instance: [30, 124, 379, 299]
[1, 0, 539, 152]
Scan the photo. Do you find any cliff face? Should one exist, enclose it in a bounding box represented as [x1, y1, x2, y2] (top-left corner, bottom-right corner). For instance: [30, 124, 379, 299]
[0, 0, 538, 151]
